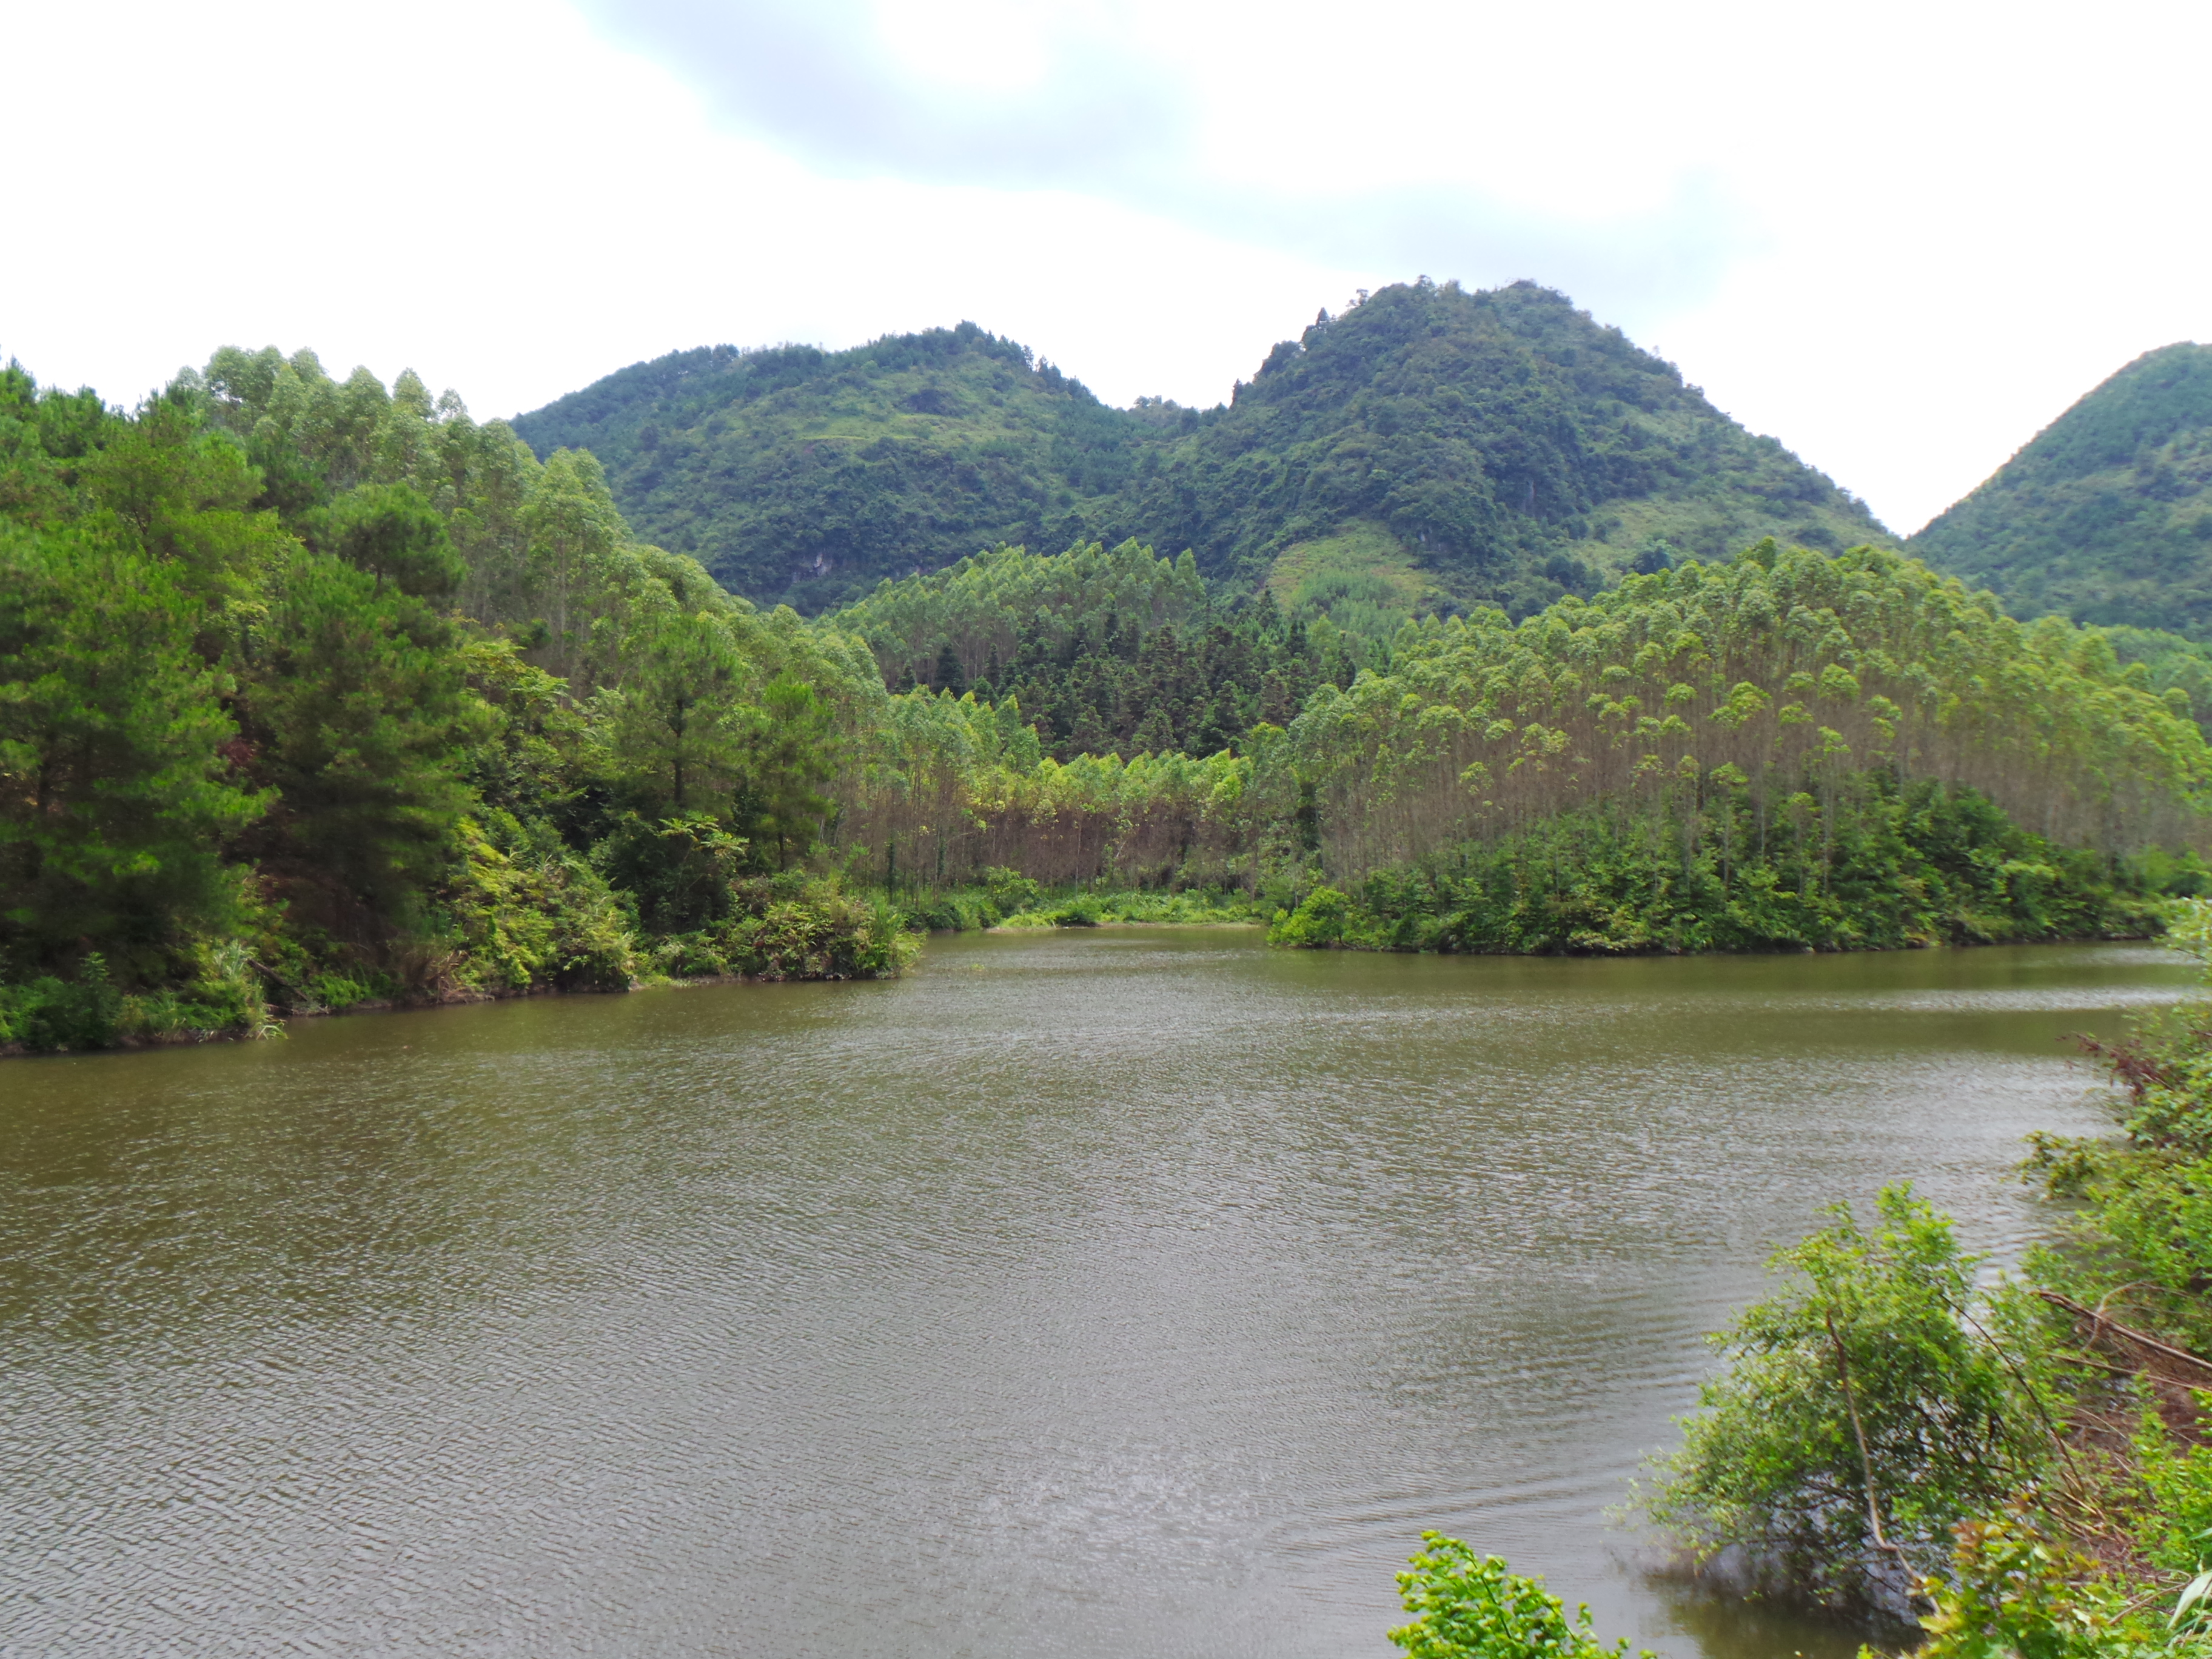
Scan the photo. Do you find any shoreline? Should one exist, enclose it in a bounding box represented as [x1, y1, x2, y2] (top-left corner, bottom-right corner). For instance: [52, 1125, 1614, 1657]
[1, 925, 2166, 1061]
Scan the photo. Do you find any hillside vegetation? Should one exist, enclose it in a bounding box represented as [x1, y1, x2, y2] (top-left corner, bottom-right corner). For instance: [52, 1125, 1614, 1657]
[511, 325, 1142, 614]
[0, 349, 917, 1052]
[1912, 342, 2212, 634]
[514, 280, 1893, 618]
[5, 340, 2207, 1053]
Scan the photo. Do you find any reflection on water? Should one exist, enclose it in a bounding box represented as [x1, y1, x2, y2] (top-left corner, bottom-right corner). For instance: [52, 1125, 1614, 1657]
[0, 936, 2190, 1657]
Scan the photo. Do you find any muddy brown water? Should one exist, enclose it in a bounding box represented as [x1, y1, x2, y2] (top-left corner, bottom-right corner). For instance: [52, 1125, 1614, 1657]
[1, 932, 2193, 1657]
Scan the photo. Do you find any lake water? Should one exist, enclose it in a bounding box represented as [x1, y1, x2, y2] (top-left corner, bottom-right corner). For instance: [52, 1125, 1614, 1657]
[0, 933, 2193, 1658]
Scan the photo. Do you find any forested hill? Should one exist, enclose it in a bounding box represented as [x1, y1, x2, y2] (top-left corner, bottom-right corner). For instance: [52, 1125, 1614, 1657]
[1911, 342, 2212, 635]
[514, 281, 1892, 617]
[511, 326, 1145, 614]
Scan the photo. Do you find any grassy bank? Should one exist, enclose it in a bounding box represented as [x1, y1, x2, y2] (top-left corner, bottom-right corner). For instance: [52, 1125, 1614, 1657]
[890, 873, 1267, 933]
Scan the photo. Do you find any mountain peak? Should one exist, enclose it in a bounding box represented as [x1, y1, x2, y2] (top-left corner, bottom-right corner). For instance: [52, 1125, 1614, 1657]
[514, 281, 1890, 615]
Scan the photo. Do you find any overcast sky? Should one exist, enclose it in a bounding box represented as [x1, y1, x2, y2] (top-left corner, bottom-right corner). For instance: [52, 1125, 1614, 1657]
[8, 0, 2207, 532]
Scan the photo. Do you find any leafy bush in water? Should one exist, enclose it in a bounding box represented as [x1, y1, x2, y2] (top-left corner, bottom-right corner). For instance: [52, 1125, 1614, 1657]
[725, 883, 913, 978]
[1387, 1533, 1651, 1659]
[1641, 1186, 2052, 1612]
[118, 941, 276, 1039]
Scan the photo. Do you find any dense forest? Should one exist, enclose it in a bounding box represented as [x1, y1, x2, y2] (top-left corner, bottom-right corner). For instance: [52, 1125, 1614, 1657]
[826, 539, 1340, 760]
[7, 332, 2212, 1054]
[0, 352, 911, 1051]
[1913, 342, 2212, 634]
[514, 281, 1892, 618]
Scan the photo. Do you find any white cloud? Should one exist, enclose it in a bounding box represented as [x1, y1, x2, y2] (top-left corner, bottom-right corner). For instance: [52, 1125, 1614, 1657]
[8, 0, 2210, 534]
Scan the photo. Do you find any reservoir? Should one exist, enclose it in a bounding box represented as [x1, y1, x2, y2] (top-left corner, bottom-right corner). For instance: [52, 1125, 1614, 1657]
[0, 933, 2191, 1657]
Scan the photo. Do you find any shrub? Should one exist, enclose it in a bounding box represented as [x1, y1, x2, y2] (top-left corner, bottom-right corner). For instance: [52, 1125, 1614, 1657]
[1907, 1505, 2187, 1659]
[1269, 886, 1353, 947]
[2135, 1407, 2212, 1574]
[1387, 1533, 1651, 1659]
[899, 891, 1002, 933]
[651, 877, 916, 980]
[0, 957, 123, 1051]
[1642, 1187, 2053, 1613]
[980, 866, 1042, 916]
[446, 813, 637, 993]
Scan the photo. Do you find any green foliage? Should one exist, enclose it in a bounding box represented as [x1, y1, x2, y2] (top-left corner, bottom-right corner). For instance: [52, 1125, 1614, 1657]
[1269, 886, 1352, 946]
[321, 481, 463, 597]
[1912, 343, 2212, 637]
[515, 282, 1892, 616]
[443, 812, 635, 993]
[1905, 1506, 2189, 1659]
[511, 324, 1147, 612]
[834, 539, 2209, 928]
[2025, 911, 2212, 1350]
[15, 326, 2212, 1058]
[980, 866, 1042, 915]
[0, 957, 122, 1051]
[834, 538, 1207, 687]
[729, 674, 838, 866]
[2031, 1136, 2212, 1355]
[0, 351, 920, 1050]
[2134, 1410, 2212, 1575]
[1642, 1187, 2050, 1612]
[1125, 280, 1888, 614]
[2103, 628, 2212, 739]
[0, 943, 280, 1053]
[643, 873, 915, 980]
[897, 889, 1003, 932]
[890, 876, 1262, 931]
[1387, 1533, 1651, 1659]
[1268, 778, 2163, 955]
[991, 888, 1263, 928]
[595, 608, 758, 815]
[0, 524, 265, 977]
[592, 811, 751, 934]
[1293, 542, 2210, 884]
[239, 547, 493, 934]
[837, 541, 1325, 760]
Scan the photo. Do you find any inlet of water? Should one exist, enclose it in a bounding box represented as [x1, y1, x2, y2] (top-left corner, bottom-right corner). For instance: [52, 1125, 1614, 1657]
[1, 933, 2190, 1657]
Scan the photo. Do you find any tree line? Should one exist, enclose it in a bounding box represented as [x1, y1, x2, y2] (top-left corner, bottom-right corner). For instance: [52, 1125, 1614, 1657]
[7, 349, 2212, 1052]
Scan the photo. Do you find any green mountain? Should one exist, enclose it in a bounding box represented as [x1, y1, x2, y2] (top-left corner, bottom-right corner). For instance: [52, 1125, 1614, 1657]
[511, 325, 1146, 614]
[1910, 342, 2212, 635]
[513, 280, 1892, 616]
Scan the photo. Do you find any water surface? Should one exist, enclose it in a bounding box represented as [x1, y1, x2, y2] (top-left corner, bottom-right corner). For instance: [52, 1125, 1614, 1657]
[0, 934, 2190, 1657]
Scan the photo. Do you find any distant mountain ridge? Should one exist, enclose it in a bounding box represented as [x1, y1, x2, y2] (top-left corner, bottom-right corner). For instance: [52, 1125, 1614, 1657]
[1910, 342, 2212, 636]
[515, 280, 1894, 615]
